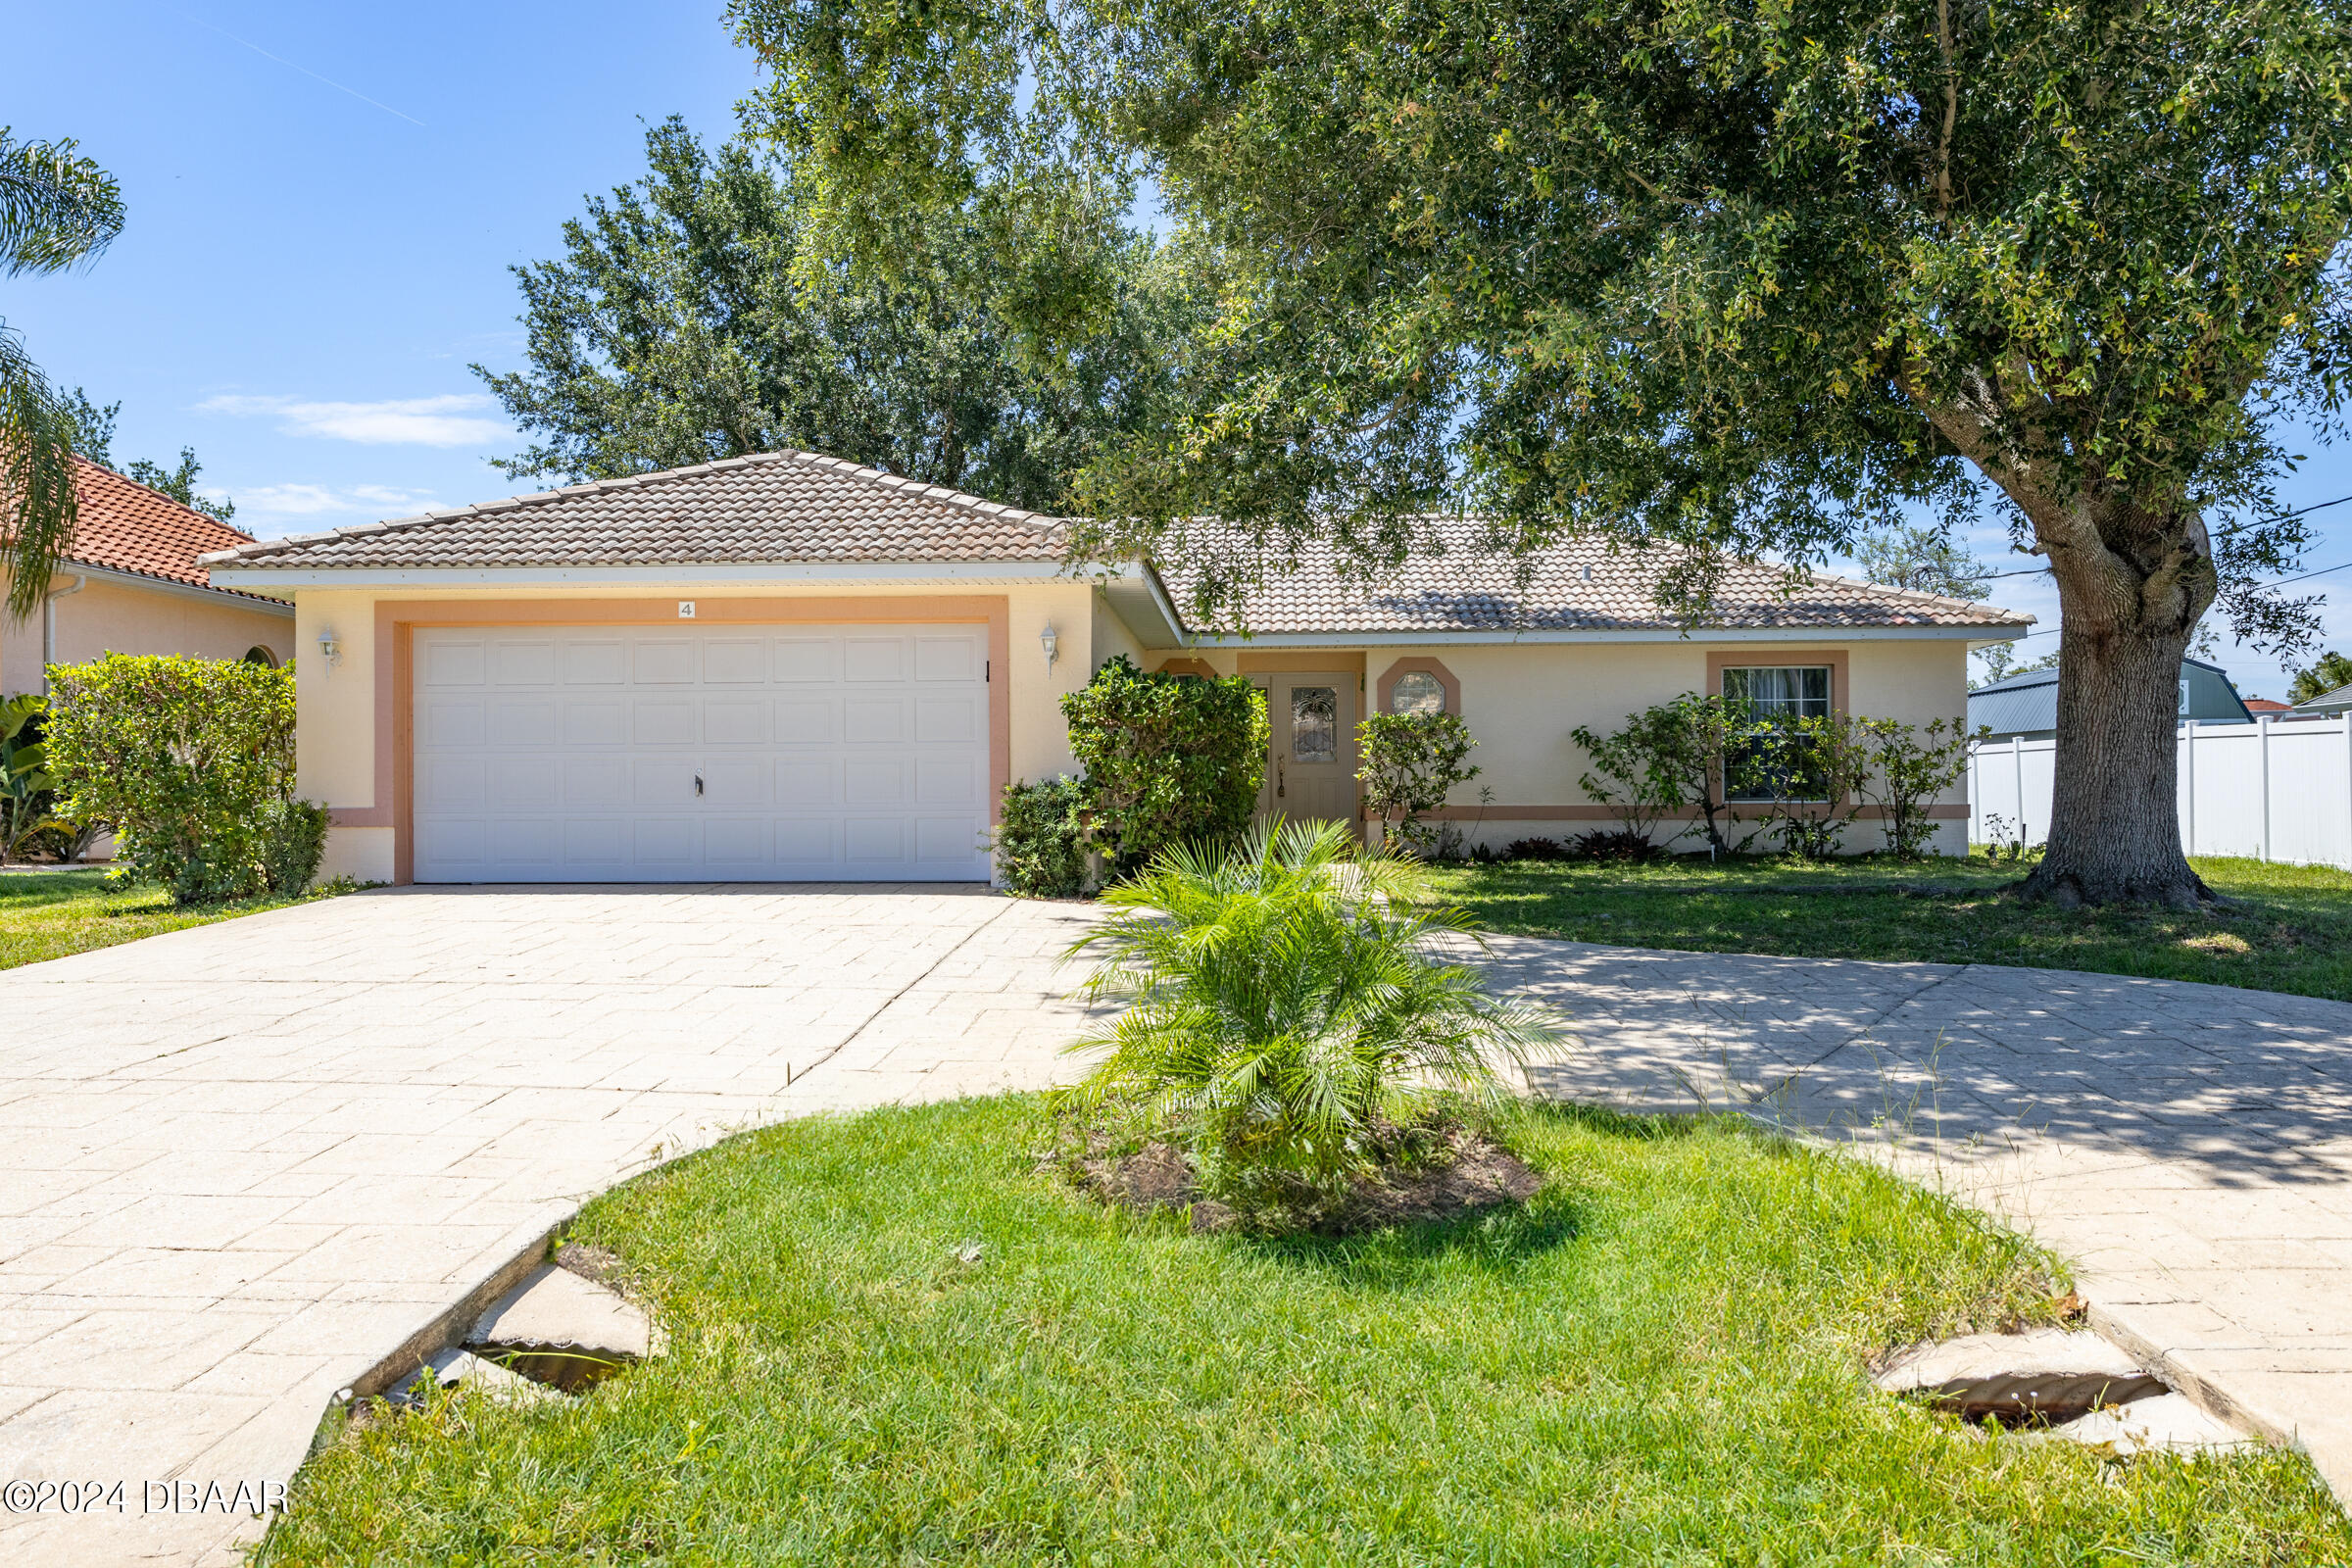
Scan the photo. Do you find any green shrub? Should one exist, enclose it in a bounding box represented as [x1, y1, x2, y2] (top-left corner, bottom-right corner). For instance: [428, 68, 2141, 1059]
[993, 776, 1088, 897]
[259, 798, 331, 895]
[0, 694, 59, 864]
[43, 654, 318, 904]
[1570, 692, 1775, 856]
[1855, 716, 1984, 859]
[1060, 820, 1561, 1208]
[1356, 710, 1480, 858]
[1062, 656, 1267, 874]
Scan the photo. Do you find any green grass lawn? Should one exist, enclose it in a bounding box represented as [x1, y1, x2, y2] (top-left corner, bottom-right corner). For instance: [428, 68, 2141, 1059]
[0, 869, 336, 970]
[1425, 855, 2352, 1003]
[260, 1096, 2347, 1565]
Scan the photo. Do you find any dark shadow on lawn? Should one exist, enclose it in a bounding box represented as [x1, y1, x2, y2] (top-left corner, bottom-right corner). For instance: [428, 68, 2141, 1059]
[1242, 1190, 1590, 1289]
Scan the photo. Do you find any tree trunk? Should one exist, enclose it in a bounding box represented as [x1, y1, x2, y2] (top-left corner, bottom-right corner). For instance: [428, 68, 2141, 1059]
[2017, 564, 2213, 909]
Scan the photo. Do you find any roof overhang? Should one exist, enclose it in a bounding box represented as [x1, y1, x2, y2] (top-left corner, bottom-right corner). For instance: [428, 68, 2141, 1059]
[205, 560, 1079, 591]
[68, 562, 294, 613]
[1177, 622, 2017, 648]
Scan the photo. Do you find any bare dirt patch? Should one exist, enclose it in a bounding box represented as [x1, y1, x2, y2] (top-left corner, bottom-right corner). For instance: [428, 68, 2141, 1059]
[1070, 1128, 1543, 1236]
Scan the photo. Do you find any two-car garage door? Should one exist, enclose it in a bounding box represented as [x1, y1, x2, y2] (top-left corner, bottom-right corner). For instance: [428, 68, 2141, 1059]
[412, 623, 993, 882]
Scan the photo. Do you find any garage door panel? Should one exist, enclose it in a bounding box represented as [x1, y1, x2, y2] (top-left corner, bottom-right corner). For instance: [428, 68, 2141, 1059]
[417, 757, 487, 809]
[844, 818, 906, 862]
[492, 640, 557, 686]
[703, 758, 769, 805]
[564, 758, 629, 808]
[563, 641, 626, 685]
[490, 758, 560, 809]
[773, 639, 835, 682]
[493, 698, 560, 746]
[915, 757, 980, 806]
[702, 699, 769, 745]
[915, 816, 983, 862]
[843, 639, 906, 682]
[844, 758, 908, 805]
[914, 636, 977, 682]
[705, 818, 770, 862]
[702, 639, 767, 684]
[414, 623, 992, 883]
[774, 699, 835, 742]
[774, 759, 836, 805]
[915, 697, 978, 744]
[419, 698, 486, 751]
[423, 639, 486, 687]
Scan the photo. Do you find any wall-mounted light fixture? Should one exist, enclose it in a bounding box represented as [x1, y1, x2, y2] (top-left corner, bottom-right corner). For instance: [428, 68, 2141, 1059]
[317, 628, 342, 669]
[1041, 623, 1060, 669]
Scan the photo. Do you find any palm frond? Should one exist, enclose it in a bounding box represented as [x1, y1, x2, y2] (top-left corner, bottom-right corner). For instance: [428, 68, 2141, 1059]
[1055, 819, 1569, 1196]
[0, 327, 82, 622]
[0, 130, 124, 276]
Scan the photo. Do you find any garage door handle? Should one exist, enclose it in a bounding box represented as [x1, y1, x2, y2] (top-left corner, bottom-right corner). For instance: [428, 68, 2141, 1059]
[694, 772, 704, 797]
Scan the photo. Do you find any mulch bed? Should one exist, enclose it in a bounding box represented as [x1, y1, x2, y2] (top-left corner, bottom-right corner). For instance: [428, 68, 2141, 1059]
[1072, 1128, 1542, 1236]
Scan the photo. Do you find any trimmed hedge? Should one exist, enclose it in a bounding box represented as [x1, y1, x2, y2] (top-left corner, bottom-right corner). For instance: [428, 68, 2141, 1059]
[994, 776, 1088, 897]
[43, 654, 325, 904]
[1062, 657, 1267, 874]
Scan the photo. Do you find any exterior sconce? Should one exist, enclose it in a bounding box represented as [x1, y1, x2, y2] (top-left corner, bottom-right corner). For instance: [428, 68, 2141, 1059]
[317, 628, 342, 669]
[1041, 623, 1060, 669]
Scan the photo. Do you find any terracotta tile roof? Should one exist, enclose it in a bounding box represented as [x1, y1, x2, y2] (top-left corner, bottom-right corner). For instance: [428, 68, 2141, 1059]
[62, 458, 277, 601]
[2244, 698, 2291, 712]
[199, 452, 1064, 570]
[1155, 520, 2034, 634]
[199, 450, 2031, 634]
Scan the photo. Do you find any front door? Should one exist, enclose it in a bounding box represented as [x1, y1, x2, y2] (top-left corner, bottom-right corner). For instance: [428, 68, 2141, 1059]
[1254, 671, 1360, 834]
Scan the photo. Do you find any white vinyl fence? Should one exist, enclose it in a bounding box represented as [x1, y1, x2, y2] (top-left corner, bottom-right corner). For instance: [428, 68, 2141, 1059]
[1967, 716, 2352, 869]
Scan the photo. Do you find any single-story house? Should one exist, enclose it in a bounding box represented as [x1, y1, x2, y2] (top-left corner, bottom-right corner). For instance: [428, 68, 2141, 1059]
[1, 457, 295, 698]
[1969, 657, 2250, 742]
[201, 451, 2033, 885]
[2290, 682, 2352, 718]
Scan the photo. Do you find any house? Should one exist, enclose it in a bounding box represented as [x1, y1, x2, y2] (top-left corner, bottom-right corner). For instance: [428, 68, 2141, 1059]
[2245, 698, 2292, 715]
[1969, 658, 2250, 742]
[2291, 682, 2352, 718]
[1, 457, 296, 698]
[200, 452, 2033, 884]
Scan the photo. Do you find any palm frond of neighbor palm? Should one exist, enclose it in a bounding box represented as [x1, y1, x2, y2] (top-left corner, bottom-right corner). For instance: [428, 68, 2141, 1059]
[1060, 818, 1564, 1200]
[1, 129, 124, 623]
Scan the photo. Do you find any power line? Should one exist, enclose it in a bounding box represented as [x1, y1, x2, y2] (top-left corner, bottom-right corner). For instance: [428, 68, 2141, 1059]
[1966, 491, 2352, 584]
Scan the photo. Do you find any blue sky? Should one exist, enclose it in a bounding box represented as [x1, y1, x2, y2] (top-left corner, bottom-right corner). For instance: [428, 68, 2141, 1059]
[11, 1, 2351, 698]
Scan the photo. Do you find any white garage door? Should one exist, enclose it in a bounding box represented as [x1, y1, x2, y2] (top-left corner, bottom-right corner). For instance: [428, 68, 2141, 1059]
[412, 623, 993, 883]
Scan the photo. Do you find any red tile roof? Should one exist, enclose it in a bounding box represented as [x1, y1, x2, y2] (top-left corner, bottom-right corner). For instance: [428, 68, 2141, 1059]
[63, 457, 277, 601]
[2244, 698, 2290, 712]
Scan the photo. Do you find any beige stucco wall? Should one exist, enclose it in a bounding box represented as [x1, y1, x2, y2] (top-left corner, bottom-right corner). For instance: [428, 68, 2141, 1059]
[1155, 637, 1975, 857]
[0, 568, 293, 697]
[283, 578, 1113, 884]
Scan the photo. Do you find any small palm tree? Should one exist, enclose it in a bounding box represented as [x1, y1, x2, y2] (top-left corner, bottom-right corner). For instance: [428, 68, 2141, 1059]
[1060, 819, 1562, 1202]
[3, 129, 125, 621]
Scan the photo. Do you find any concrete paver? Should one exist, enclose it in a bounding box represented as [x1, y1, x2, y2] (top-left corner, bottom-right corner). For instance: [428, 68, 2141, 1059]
[10, 890, 2352, 1560]
[0, 885, 1101, 1566]
[1486, 936, 2352, 1507]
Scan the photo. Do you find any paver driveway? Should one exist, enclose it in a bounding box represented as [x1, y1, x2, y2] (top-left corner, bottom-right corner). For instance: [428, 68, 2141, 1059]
[0, 886, 1102, 1567]
[8, 895, 2352, 1565]
[1485, 936, 2352, 1508]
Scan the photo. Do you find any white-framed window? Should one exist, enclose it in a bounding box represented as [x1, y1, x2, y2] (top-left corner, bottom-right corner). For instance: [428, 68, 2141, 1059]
[1724, 664, 1833, 802]
[1389, 669, 1446, 715]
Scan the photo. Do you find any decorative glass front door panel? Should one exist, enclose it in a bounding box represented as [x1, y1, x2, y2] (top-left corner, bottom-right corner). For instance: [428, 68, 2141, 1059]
[1256, 673, 1359, 834]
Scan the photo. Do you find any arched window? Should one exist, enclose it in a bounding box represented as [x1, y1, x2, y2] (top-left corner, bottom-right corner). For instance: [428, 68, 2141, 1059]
[242, 645, 278, 668]
[1390, 669, 1446, 715]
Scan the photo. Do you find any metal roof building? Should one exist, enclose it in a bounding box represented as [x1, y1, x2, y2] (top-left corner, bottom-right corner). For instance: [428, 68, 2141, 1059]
[1969, 658, 2252, 740]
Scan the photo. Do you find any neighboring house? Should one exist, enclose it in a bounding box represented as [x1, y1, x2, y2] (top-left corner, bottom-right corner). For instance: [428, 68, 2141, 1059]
[2244, 698, 2292, 715]
[0, 457, 295, 697]
[1969, 658, 2251, 742]
[2291, 682, 2352, 718]
[201, 452, 2033, 885]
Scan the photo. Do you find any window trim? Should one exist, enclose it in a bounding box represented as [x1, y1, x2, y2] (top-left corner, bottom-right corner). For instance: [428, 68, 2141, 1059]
[1375, 656, 1461, 717]
[1707, 649, 1850, 807]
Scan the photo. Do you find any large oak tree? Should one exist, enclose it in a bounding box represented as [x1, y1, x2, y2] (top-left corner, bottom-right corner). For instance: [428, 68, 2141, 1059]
[732, 0, 2352, 906]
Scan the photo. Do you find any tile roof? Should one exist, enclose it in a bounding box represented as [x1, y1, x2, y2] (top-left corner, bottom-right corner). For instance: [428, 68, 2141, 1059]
[61, 458, 276, 602]
[1155, 521, 2034, 634]
[199, 452, 1064, 570]
[198, 450, 2032, 635]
